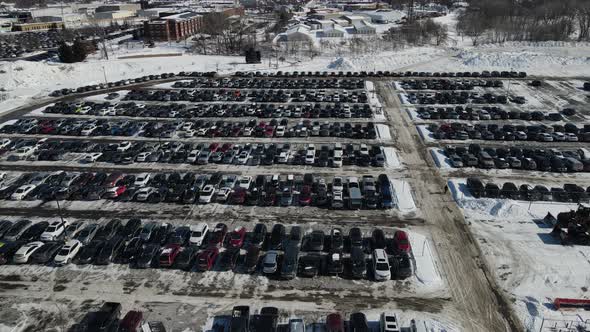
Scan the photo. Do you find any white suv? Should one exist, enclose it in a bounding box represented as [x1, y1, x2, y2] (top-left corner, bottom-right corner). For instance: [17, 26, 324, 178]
[373, 249, 391, 281]
[40, 220, 68, 241]
[189, 223, 209, 246]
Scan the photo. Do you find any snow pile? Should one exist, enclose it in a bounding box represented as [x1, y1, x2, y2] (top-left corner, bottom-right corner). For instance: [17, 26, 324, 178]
[327, 57, 355, 70]
[457, 49, 590, 70]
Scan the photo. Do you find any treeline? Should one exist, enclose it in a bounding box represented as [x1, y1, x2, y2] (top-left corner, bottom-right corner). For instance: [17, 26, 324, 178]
[457, 0, 590, 44]
[384, 19, 448, 46]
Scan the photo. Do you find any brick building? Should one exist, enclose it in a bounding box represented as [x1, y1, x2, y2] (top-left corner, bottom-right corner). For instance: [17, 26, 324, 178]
[143, 12, 203, 41]
[143, 7, 244, 41]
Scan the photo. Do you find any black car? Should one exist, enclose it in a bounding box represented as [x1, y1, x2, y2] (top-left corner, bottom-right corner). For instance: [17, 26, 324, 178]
[349, 312, 369, 332]
[74, 240, 105, 265]
[349, 227, 363, 248]
[0, 220, 13, 238]
[167, 226, 191, 246]
[243, 246, 261, 273]
[298, 253, 322, 277]
[118, 219, 141, 239]
[288, 226, 302, 247]
[350, 246, 367, 279]
[151, 223, 172, 245]
[94, 236, 125, 265]
[230, 306, 250, 332]
[326, 250, 344, 276]
[115, 237, 143, 264]
[18, 221, 49, 242]
[305, 230, 324, 252]
[174, 247, 198, 271]
[250, 223, 267, 248]
[134, 243, 160, 269]
[2, 219, 32, 241]
[29, 242, 63, 264]
[395, 252, 412, 279]
[218, 248, 240, 271]
[0, 241, 20, 265]
[95, 219, 122, 241]
[269, 224, 285, 250]
[371, 228, 386, 249]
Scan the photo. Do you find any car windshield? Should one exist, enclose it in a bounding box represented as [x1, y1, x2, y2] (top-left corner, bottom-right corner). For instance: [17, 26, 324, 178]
[376, 263, 389, 270]
[231, 232, 241, 240]
[46, 226, 57, 232]
[263, 262, 275, 268]
[58, 249, 69, 256]
[191, 231, 202, 237]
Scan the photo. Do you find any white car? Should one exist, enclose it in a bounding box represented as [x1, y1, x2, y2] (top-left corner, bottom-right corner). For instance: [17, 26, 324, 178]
[277, 151, 290, 164]
[538, 133, 554, 142]
[11, 146, 37, 160]
[134, 173, 151, 187]
[83, 152, 102, 163]
[275, 126, 286, 137]
[552, 132, 566, 141]
[199, 185, 215, 204]
[11, 184, 36, 200]
[566, 133, 579, 142]
[54, 240, 82, 265]
[216, 187, 231, 202]
[136, 152, 151, 162]
[243, 127, 253, 136]
[13, 241, 44, 264]
[40, 220, 68, 241]
[189, 223, 209, 246]
[117, 141, 132, 152]
[238, 176, 252, 189]
[332, 156, 343, 168]
[305, 152, 315, 165]
[187, 150, 200, 163]
[135, 187, 157, 201]
[80, 124, 97, 136]
[373, 249, 391, 281]
[380, 312, 400, 332]
[237, 151, 250, 165]
[0, 138, 11, 149]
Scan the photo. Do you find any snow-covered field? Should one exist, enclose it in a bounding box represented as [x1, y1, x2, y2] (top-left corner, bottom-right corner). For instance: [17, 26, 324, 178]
[448, 178, 590, 331]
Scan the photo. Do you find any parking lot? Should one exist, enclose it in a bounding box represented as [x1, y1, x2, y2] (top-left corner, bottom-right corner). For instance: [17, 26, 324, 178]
[4, 70, 575, 331]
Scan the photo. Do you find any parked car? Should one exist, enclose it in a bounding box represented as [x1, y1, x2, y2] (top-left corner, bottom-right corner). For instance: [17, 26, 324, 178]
[53, 240, 82, 266]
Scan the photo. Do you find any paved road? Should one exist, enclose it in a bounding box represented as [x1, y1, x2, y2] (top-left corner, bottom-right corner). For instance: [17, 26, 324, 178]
[376, 81, 523, 332]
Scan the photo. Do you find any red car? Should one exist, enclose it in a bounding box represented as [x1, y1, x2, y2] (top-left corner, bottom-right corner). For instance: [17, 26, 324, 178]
[299, 185, 312, 206]
[230, 188, 247, 205]
[326, 313, 344, 332]
[104, 172, 124, 187]
[159, 244, 181, 267]
[394, 230, 411, 253]
[229, 227, 246, 248]
[119, 311, 143, 332]
[105, 185, 126, 198]
[221, 143, 233, 152]
[209, 143, 219, 152]
[197, 247, 219, 271]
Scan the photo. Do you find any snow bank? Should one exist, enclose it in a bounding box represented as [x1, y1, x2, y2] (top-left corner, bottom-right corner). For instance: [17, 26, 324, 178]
[382, 147, 402, 169]
[410, 231, 443, 289]
[376, 124, 392, 140]
[391, 179, 417, 214]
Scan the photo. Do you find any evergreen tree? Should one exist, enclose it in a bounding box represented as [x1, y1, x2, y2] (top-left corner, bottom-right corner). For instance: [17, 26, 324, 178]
[57, 42, 74, 63]
[71, 39, 88, 62]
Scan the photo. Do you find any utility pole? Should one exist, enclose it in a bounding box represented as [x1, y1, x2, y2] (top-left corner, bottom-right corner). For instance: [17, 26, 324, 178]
[55, 198, 65, 225]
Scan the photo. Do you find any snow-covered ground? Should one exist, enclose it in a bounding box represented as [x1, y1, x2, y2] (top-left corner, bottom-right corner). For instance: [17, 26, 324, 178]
[391, 179, 417, 215]
[448, 178, 590, 331]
